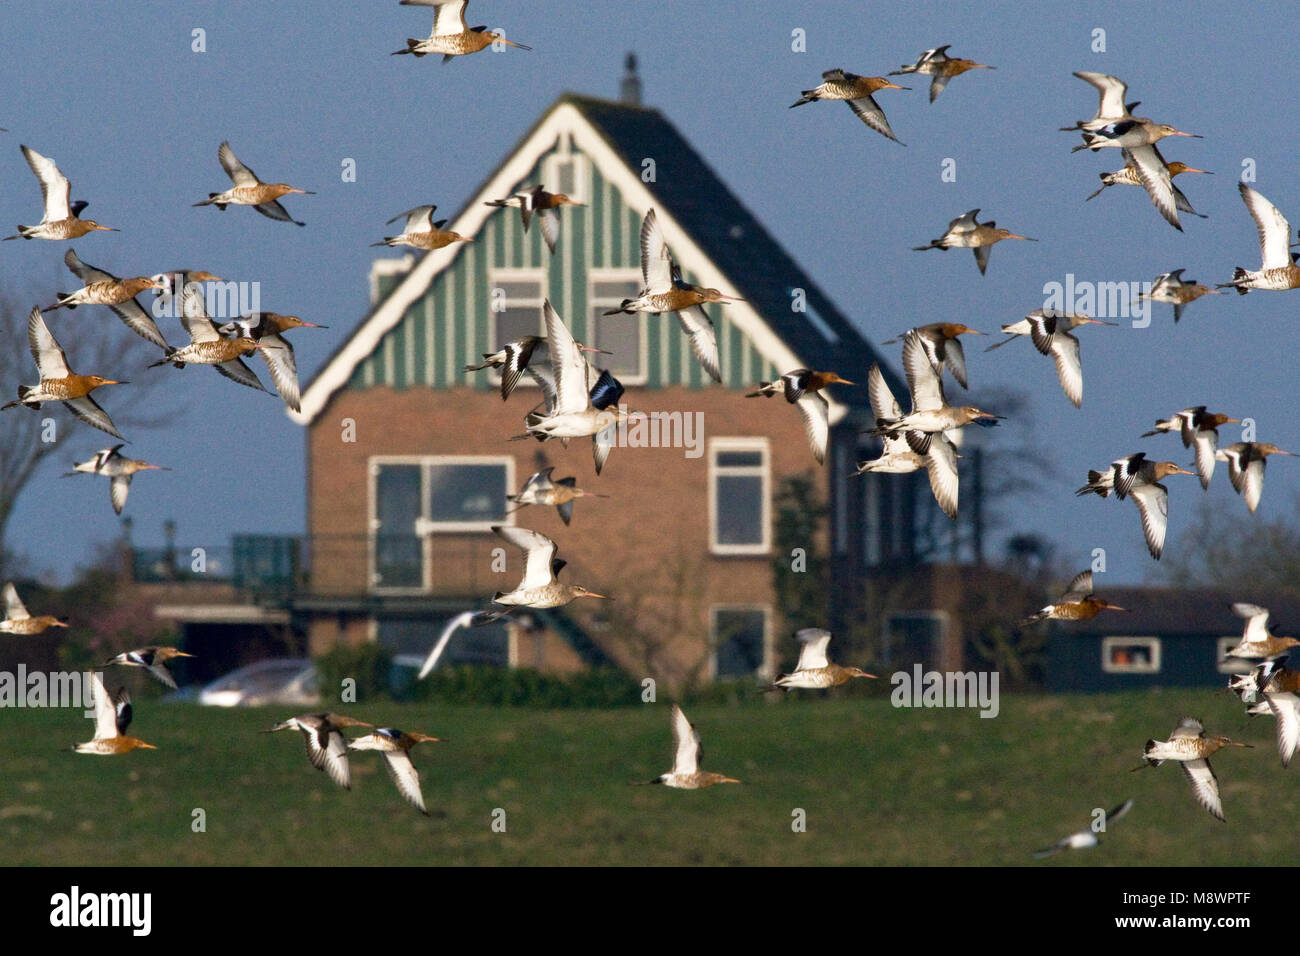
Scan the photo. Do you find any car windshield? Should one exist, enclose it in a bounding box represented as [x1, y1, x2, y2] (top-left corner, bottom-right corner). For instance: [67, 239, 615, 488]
[208, 662, 310, 694]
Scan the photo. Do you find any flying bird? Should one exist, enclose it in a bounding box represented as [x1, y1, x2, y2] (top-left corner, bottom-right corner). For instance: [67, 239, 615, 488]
[983, 308, 1113, 408]
[72, 672, 155, 756]
[44, 249, 173, 356]
[484, 185, 582, 253]
[603, 209, 736, 382]
[218, 312, 325, 413]
[1222, 603, 1300, 661]
[0, 582, 68, 635]
[1140, 407, 1239, 489]
[1033, 800, 1133, 858]
[372, 204, 473, 250]
[1019, 571, 1127, 625]
[881, 322, 983, 389]
[636, 704, 740, 790]
[392, 0, 531, 60]
[417, 611, 478, 679]
[63, 445, 169, 515]
[913, 209, 1036, 274]
[263, 713, 374, 790]
[1217, 184, 1300, 293]
[790, 69, 909, 144]
[1075, 453, 1194, 559]
[852, 363, 959, 519]
[746, 368, 855, 465]
[765, 628, 876, 690]
[102, 646, 195, 690]
[194, 141, 313, 226]
[507, 466, 607, 525]
[889, 46, 995, 102]
[149, 282, 266, 393]
[1215, 442, 1295, 513]
[1133, 717, 1250, 822]
[471, 526, 606, 625]
[1136, 270, 1222, 322]
[1, 307, 126, 439]
[348, 728, 441, 815]
[4, 145, 117, 240]
[1085, 146, 1210, 223]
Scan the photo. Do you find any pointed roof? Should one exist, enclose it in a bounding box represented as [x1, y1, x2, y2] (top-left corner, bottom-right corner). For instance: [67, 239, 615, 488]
[293, 92, 894, 425]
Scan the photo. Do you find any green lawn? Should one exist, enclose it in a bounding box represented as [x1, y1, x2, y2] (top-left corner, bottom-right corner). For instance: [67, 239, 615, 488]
[2, 687, 1291, 865]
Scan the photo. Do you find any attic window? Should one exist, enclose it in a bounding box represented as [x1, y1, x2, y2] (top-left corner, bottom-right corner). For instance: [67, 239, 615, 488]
[542, 152, 590, 204]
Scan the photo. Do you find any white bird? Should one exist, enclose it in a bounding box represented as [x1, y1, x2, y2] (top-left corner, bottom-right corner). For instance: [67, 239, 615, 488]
[4, 145, 118, 241]
[263, 713, 373, 790]
[417, 611, 477, 678]
[1033, 799, 1133, 858]
[347, 728, 441, 815]
[638, 704, 740, 790]
[1134, 717, 1250, 822]
[1141, 406, 1238, 489]
[1061, 72, 1136, 132]
[984, 308, 1113, 408]
[1222, 603, 1299, 661]
[601, 209, 732, 382]
[193, 141, 313, 226]
[62, 445, 169, 515]
[766, 628, 876, 690]
[853, 363, 959, 519]
[1215, 442, 1296, 513]
[471, 526, 605, 625]
[72, 672, 156, 755]
[1217, 184, 1300, 294]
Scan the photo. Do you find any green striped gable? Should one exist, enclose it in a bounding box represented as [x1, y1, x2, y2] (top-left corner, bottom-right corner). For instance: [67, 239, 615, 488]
[349, 147, 781, 393]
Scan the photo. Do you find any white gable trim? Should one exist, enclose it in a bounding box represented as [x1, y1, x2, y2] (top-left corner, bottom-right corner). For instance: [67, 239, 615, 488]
[292, 101, 845, 425]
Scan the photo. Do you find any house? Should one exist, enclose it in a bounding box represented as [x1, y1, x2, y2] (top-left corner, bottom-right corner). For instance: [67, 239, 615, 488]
[282, 72, 952, 689]
[1045, 587, 1300, 692]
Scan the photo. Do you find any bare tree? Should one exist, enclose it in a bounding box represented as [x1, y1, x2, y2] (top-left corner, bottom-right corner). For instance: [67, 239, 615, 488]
[0, 280, 171, 573]
[1158, 495, 1300, 600]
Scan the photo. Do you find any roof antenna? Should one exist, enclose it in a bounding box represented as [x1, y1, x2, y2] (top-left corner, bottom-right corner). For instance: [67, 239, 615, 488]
[620, 52, 641, 106]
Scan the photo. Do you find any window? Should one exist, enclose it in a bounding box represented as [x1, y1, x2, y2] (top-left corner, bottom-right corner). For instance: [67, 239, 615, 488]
[372, 463, 422, 589]
[712, 606, 769, 679]
[370, 456, 514, 591]
[588, 274, 646, 382]
[378, 615, 510, 669]
[1217, 637, 1253, 674]
[709, 439, 770, 554]
[489, 270, 546, 352]
[1101, 636, 1161, 674]
[542, 151, 590, 204]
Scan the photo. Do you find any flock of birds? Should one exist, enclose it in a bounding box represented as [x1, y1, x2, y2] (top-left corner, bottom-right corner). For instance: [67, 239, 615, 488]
[2, 4, 1297, 843]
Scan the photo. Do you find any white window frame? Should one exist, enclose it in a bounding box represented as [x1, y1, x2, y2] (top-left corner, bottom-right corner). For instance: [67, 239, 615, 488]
[708, 437, 771, 555]
[587, 268, 648, 385]
[709, 604, 773, 680]
[368, 455, 516, 594]
[542, 150, 591, 204]
[1101, 636, 1162, 674]
[487, 268, 548, 390]
[1216, 637, 1253, 674]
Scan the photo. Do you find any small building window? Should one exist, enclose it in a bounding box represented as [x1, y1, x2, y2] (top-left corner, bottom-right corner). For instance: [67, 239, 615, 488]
[542, 151, 590, 204]
[709, 439, 770, 555]
[712, 606, 769, 679]
[372, 463, 422, 590]
[1216, 637, 1253, 675]
[588, 274, 645, 382]
[1101, 636, 1161, 674]
[489, 271, 546, 349]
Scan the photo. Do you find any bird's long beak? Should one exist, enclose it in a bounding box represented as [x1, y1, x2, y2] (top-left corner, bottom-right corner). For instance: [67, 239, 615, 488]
[1170, 131, 1202, 138]
[1184, 167, 1212, 175]
[94, 225, 120, 232]
[102, 380, 127, 386]
[1107, 605, 1129, 612]
[500, 39, 532, 50]
[175, 651, 196, 658]
[288, 188, 315, 195]
[1086, 319, 1119, 326]
[884, 82, 910, 90]
[578, 345, 612, 354]
[1009, 234, 1037, 241]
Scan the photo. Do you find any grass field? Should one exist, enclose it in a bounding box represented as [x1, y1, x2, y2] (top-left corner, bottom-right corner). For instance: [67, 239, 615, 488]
[2, 686, 1292, 865]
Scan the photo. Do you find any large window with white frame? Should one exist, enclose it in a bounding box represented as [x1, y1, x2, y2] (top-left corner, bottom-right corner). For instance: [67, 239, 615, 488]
[711, 605, 770, 679]
[708, 439, 770, 554]
[370, 456, 514, 592]
[1101, 636, 1161, 674]
[587, 272, 646, 383]
[488, 269, 547, 358]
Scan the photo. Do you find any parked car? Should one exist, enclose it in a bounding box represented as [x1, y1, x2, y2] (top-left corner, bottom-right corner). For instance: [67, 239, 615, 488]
[196, 658, 319, 707]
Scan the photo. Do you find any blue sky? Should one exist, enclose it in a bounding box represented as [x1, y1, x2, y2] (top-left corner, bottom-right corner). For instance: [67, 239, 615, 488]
[2, 0, 1298, 584]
